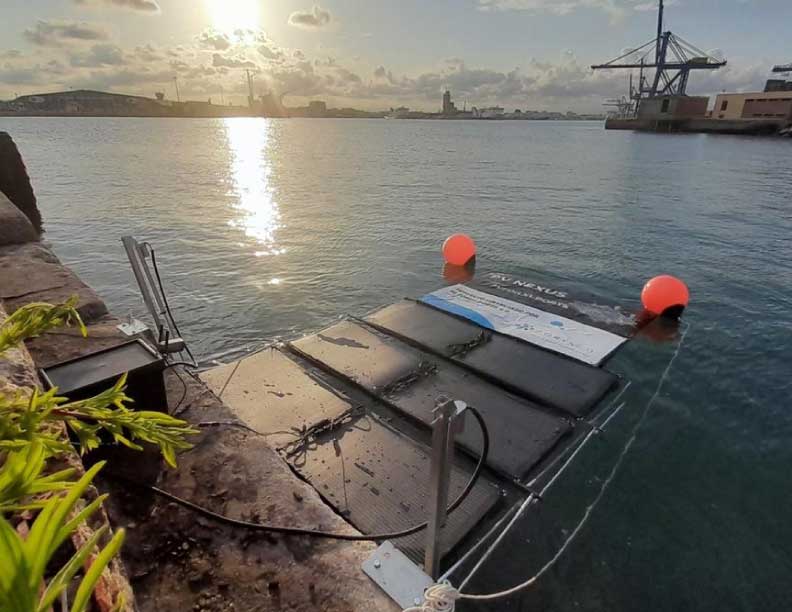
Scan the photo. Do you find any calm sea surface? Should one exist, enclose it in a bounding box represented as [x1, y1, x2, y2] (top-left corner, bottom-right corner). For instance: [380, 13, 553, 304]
[3, 117, 791, 611]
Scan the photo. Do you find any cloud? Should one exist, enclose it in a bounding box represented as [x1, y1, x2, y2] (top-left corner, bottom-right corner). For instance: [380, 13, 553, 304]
[288, 5, 332, 29]
[478, 0, 666, 18]
[334, 66, 361, 84]
[198, 30, 232, 51]
[70, 43, 126, 67]
[133, 44, 164, 62]
[211, 53, 257, 69]
[633, 0, 678, 10]
[73, 0, 161, 13]
[258, 44, 283, 60]
[24, 20, 109, 46]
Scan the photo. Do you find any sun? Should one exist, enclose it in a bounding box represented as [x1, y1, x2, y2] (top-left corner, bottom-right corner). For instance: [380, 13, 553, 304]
[204, 0, 260, 33]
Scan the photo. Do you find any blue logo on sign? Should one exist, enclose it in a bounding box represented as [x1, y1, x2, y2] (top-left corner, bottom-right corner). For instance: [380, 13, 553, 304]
[550, 320, 564, 328]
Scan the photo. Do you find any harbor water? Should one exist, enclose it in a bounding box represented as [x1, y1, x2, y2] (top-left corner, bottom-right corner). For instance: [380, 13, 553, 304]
[2, 117, 790, 611]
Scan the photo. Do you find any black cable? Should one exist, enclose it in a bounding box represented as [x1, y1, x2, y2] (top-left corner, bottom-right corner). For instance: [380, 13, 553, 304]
[169, 364, 189, 416]
[147, 245, 197, 366]
[111, 406, 491, 542]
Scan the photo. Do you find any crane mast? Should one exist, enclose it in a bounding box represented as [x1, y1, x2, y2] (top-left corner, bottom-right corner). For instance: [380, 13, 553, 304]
[591, 0, 726, 116]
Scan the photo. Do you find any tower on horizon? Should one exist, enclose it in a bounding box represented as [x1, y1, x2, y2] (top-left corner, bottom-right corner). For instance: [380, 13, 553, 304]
[442, 90, 456, 115]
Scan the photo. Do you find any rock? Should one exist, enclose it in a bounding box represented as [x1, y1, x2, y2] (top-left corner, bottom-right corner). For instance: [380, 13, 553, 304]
[0, 192, 37, 246]
[0, 132, 43, 233]
[0, 242, 108, 322]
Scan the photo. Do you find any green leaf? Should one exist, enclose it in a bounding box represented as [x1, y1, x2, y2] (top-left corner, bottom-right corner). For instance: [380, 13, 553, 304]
[37, 524, 109, 612]
[0, 515, 36, 612]
[24, 461, 105, 582]
[70, 528, 125, 612]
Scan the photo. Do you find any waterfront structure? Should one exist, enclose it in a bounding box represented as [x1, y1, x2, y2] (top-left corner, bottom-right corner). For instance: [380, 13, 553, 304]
[711, 91, 792, 121]
[307, 100, 327, 117]
[441, 90, 456, 115]
[385, 106, 411, 119]
[592, 0, 725, 111]
[472, 106, 505, 119]
[592, 0, 790, 135]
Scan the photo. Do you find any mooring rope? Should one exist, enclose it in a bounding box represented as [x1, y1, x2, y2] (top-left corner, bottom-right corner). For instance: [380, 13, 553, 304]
[525, 380, 633, 490]
[407, 323, 690, 610]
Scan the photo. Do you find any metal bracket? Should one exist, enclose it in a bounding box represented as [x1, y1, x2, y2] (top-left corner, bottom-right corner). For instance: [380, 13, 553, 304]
[362, 541, 433, 609]
[117, 318, 149, 337]
[424, 397, 468, 579]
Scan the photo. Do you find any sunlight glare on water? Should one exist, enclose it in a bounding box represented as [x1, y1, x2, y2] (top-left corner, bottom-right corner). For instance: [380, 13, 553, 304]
[223, 118, 284, 257]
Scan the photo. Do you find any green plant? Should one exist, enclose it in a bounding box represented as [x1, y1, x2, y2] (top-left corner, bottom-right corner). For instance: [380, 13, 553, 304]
[0, 299, 196, 611]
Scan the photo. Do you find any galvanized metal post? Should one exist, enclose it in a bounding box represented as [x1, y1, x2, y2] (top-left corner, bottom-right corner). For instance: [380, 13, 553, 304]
[121, 236, 164, 330]
[424, 397, 467, 579]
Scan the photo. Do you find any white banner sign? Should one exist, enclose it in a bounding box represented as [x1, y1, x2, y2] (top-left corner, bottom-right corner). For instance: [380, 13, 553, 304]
[422, 284, 626, 366]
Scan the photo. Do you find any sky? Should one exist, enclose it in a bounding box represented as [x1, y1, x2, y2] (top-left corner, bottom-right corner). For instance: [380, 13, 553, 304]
[1, 0, 789, 112]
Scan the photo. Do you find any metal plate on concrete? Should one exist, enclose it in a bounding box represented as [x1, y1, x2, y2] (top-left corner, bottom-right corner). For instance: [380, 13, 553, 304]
[286, 412, 501, 562]
[290, 321, 571, 479]
[363, 541, 433, 609]
[200, 348, 354, 438]
[365, 300, 617, 416]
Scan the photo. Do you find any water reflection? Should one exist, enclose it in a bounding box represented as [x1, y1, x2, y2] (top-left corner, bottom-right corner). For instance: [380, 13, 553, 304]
[223, 118, 284, 256]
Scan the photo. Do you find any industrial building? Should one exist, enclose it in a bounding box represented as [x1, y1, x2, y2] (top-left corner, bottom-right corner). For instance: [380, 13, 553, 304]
[712, 91, 792, 121]
[636, 95, 709, 120]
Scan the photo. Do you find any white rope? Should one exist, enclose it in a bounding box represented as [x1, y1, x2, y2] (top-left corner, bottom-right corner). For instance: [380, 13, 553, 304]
[438, 500, 522, 583]
[406, 323, 690, 609]
[402, 583, 460, 611]
[526, 380, 632, 489]
[439, 384, 632, 586]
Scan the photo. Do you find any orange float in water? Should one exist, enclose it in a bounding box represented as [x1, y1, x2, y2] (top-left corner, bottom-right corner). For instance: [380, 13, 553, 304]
[641, 275, 690, 316]
[442, 234, 476, 266]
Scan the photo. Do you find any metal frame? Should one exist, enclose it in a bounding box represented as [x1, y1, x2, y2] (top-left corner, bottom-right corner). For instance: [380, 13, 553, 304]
[121, 235, 185, 355]
[424, 398, 468, 579]
[591, 0, 726, 115]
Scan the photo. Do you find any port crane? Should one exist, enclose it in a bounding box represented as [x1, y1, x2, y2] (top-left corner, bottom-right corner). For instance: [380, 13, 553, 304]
[591, 0, 726, 114]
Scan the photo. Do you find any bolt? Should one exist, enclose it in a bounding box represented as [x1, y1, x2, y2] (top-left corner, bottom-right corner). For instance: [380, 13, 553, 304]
[373, 559, 381, 569]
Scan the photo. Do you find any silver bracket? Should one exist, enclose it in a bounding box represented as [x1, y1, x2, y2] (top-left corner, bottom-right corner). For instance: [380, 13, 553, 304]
[424, 397, 468, 580]
[117, 317, 148, 337]
[362, 541, 433, 609]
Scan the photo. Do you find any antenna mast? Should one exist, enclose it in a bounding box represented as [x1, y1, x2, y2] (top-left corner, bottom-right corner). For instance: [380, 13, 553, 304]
[246, 69, 255, 108]
[656, 0, 664, 62]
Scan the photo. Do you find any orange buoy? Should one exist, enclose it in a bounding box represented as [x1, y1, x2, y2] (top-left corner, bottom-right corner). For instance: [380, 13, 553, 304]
[641, 275, 690, 316]
[442, 234, 476, 266]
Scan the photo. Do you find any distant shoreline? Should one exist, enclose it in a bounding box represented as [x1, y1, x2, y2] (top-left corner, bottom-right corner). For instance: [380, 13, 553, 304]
[0, 112, 604, 121]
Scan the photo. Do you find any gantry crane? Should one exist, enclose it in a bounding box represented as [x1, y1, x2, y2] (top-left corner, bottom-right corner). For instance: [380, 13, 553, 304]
[591, 0, 726, 116]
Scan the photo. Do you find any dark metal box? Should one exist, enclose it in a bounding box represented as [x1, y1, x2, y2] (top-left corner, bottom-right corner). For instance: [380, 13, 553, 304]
[39, 339, 167, 411]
